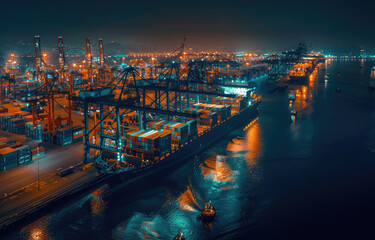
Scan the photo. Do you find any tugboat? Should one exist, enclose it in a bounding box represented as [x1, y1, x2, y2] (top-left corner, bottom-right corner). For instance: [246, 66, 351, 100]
[173, 230, 186, 240]
[197, 201, 216, 221]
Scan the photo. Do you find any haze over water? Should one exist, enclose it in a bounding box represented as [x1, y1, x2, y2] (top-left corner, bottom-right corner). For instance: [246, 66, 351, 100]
[4, 59, 375, 239]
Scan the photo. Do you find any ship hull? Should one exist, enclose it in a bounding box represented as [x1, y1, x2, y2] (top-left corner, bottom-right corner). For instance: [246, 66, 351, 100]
[104, 101, 261, 191]
[288, 75, 309, 84]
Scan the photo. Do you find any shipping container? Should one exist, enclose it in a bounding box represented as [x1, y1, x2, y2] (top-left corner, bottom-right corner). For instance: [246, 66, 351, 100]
[56, 126, 73, 146]
[0, 147, 18, 171]
[15, 145, 32, 165]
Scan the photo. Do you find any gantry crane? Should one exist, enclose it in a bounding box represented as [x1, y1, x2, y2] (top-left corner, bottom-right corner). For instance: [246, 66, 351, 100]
[0, 66, 15, 100]
[75, 62, 252, 168]
[34, 36, 46, 83]
[26, 36, 73, 142]
[97, 38, 113, 87]
[57, 36, 75, 93]
[85, 38, 94, 86]
[170, 34, 188, 62]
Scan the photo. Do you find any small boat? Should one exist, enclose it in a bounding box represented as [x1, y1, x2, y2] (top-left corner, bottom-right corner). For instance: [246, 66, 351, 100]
[197, 201, 216, 221]
[336, 88, 341, 93]
[290, 108, 297, 116]
[325, 73, 330, 79]
[288, 90, 296, 100]
[173, 230, 186, 240]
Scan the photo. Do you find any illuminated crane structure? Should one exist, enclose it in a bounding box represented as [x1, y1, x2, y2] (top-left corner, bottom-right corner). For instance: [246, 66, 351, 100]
[97, 38, 113, 87]
[25, 36, 73, 142]
[57, 37, 73, 73]
[75, 56, 254, 168]
[261, 43, 308, 79]
[25, 72, 72, 141]
[85, 38, 94, 85]
[57, 36, 76, 94]
[0, 66, 16, 100]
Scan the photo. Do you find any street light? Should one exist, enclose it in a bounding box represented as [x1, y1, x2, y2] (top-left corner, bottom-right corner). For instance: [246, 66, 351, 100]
[37, 156, 40, 191]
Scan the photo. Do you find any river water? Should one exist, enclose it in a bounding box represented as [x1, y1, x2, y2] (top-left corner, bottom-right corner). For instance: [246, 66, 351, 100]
[4, 59, 375, 239]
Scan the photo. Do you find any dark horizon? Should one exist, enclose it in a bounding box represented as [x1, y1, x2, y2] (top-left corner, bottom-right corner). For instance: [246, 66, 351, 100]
[1, 0, 374, 51]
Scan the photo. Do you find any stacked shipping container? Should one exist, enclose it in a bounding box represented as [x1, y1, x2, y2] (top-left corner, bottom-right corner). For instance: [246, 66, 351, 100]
[193, 103, 231, 122]
[0, 147, 18, 171]
[56, 126, 73, 146]
[15, 145, 32, 165]
[148, 120, 190, 145]
[216, 96, 247, 112]
[31, 146, 45, 160]
[126, 129, 171, 157]
[185, 108, 217, 127]
[72, 126, 83, 143]
[0, 137, 38, 170]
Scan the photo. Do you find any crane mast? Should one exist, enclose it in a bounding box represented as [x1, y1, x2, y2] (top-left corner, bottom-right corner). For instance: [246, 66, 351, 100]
[58, 36, 65, 72]
[34, 36, 43, 82]
[99, 38, 105, 68]
[85, 38, 93, 85]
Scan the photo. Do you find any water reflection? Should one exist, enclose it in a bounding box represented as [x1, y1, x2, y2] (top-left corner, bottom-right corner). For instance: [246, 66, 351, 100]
[291, 114, 296, 123]
[112, 213, 171, 240]
[371, 68, 375, 91]
[176, 182, 201, 212]
[200, 156, 237, 184]
[360, 59, 365, 74]
[91, 186, 108, 215]
[244, 123, 263, 184]
[20, 218, 52, 240]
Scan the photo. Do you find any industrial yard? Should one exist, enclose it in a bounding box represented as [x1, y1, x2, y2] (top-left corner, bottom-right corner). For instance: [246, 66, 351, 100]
[1, 32, 373, 240]
[0, 35, 273, 230]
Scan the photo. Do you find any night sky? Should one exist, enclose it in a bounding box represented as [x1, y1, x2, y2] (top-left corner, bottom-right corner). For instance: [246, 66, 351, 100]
[1, 0, 374, 50]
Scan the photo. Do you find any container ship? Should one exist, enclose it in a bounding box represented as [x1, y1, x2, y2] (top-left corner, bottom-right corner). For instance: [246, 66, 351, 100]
[94, 94, 261, 188]
[288, 55, 324, 84]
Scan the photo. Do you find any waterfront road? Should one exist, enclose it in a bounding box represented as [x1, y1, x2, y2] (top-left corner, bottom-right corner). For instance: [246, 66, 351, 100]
[0, 165, 99, 228]
[0, 129, 102, 228]
[0, 133, 85, 196]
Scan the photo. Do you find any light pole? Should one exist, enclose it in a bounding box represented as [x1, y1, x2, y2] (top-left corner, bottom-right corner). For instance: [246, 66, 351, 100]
[37, 156, 40, 191]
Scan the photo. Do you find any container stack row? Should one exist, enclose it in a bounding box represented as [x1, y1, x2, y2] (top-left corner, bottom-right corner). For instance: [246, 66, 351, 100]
[0, 147, 18, 171]
[0, 137, 35, 171]
[72, 126, 84, 143]
[56, 126, 73, 146]
[162, 122, 189, 146]
[216, 96, 247, 112]
[125, 129, 171, 157]
[185, 108, 218, 128]
[26, 121, 47, 141]
[147, 120, 190, 145]
[15, 145, 32, 165]
[186, 119, 198, 139]
[193, 103, 231, 122]
[32, 146, 45, 160]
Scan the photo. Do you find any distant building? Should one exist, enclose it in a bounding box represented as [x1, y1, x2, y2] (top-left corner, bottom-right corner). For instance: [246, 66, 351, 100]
[360, 49, 366, 58]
